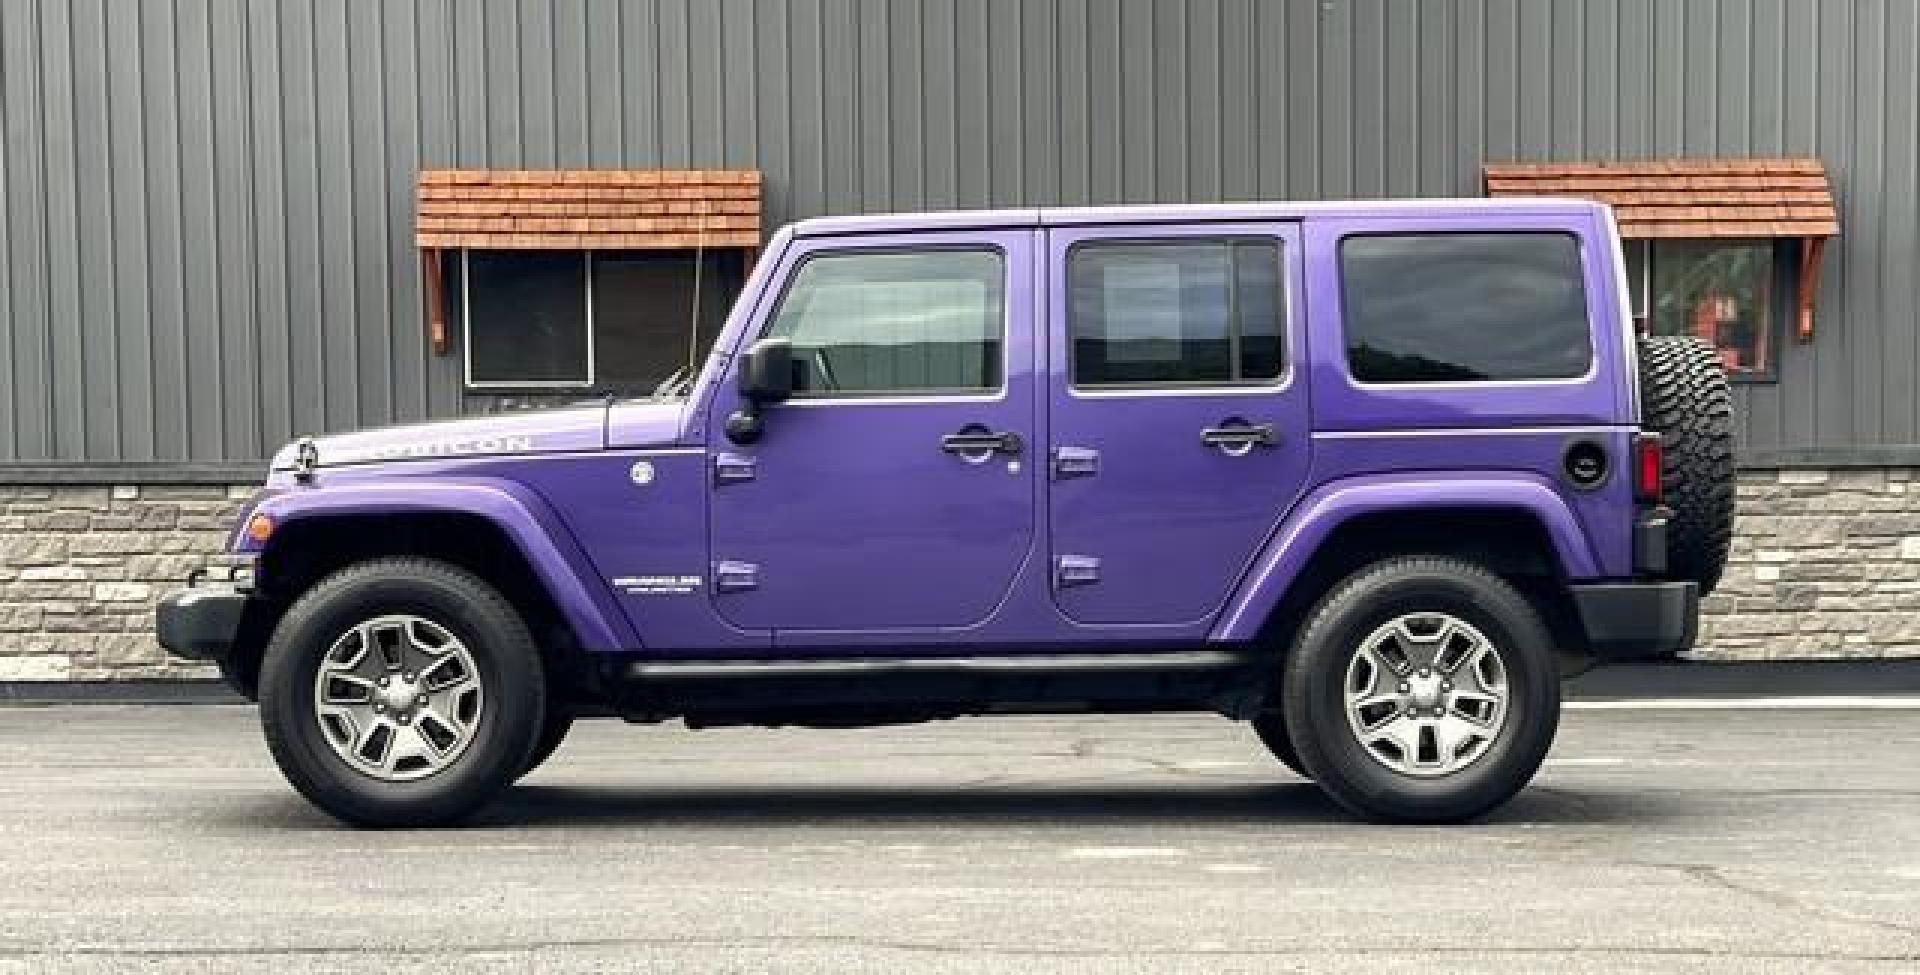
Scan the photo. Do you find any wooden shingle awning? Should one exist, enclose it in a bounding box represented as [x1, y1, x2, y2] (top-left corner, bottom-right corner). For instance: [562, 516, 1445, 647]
[415, 169, 761, 250]
[414, 169, 761, 353]
[1485, 157, 1837, 341]
[1483, 158, 1837, 239]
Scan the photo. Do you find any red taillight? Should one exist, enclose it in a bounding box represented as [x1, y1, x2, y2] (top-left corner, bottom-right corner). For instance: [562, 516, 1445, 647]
[1634, 432, 1664, 505]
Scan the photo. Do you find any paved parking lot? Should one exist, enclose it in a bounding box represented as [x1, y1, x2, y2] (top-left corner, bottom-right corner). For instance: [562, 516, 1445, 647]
[0, 702, 1916, 972]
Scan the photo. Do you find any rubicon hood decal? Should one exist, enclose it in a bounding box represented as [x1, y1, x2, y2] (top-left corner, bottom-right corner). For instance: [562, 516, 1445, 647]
[273, 405, 610, 469]
[342, 433, 537, 463]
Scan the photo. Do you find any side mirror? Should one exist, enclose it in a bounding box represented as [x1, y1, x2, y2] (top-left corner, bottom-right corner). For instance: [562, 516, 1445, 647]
[737, 337, 794, 406]
[726, 337, 793, 445]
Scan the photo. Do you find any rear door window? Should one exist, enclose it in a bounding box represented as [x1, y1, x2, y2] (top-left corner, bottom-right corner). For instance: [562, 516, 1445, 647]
[1068, 239, 1285, 387]
[1339, 233, 1592, 383]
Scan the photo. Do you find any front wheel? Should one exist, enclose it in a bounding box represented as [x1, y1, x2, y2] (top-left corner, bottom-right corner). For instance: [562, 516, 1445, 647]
[517, 708, 575, 781]
[257, 558, 546, 827]
[1282, 556, 1560, 823]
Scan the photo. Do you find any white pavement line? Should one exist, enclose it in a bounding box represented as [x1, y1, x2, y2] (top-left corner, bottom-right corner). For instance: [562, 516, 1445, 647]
[1569, 696, 1920, 710]
[1066, 847, 1188, 859]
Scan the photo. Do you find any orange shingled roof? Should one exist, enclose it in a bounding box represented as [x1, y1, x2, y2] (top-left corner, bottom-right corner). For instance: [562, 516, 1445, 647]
[1483, 158, 1837, 240]
[416, 169, 762, 249]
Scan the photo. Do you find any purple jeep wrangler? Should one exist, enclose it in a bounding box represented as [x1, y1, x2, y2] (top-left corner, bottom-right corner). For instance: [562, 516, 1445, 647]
[158, 200, 1734, 826]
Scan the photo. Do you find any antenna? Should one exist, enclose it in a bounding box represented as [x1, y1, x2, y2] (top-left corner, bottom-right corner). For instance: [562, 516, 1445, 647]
[684, 203, 708, 382]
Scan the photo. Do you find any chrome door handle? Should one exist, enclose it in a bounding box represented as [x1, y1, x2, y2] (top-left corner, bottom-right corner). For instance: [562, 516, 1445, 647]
[941, 427, 1024, 458]
[1200, 423, 1278, 449]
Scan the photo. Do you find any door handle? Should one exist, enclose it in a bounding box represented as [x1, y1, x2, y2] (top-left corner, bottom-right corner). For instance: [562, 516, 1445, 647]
[941, 426, 1024, 459]
[1199, 422, 1278, 449]
[1201, 420, 1278, 458]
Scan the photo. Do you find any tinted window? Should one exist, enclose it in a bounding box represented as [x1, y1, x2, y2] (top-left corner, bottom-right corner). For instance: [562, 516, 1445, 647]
[466, 252, 589, 385]
[591, 250, 740, 390]
[766, 249, 1004, 396]
[1069, 240, 1284, 386]
[461, 249, 743, 391]
[1340, 233, 1592, 383]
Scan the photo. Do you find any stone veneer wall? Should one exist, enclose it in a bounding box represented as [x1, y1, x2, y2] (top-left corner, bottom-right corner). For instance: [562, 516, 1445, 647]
[0, 485, 244, 681]
[1694, 467, 1920, 661]
[1, 470, 1917, 680]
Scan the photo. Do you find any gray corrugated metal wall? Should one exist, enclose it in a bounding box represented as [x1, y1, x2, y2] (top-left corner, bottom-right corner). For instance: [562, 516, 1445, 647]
[1, 0, 1915, 468]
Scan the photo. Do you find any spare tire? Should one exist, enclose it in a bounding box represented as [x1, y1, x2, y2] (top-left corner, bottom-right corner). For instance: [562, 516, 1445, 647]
[1637, 335, 1736, 595]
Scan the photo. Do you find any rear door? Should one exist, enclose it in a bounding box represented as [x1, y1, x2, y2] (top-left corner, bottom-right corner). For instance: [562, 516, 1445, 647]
[1045, 222, 1312, 625]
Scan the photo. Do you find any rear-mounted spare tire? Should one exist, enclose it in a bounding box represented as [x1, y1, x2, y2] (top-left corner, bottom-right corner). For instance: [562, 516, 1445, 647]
[1637, 335, 1736, 595]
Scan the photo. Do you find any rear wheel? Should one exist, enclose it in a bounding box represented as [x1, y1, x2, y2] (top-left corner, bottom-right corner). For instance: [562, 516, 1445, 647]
[1251, 712, 1309, 779]
[258, 558, 545, 827]
[1282, 556, 1560, 823]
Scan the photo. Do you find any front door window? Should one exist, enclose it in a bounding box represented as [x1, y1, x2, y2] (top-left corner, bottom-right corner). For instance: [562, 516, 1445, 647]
[766, 250, 1004, 396]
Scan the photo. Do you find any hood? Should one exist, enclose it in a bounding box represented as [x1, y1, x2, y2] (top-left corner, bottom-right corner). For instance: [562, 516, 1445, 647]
[271, 405, 612, 470]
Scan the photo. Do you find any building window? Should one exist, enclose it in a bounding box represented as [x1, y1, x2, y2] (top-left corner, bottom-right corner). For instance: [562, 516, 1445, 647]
[1339, 233, 1592, 383]
[1624, 239, 1785, 381]
[462, 249, 741, 392]
[1067, 239, 1285, 387]
[765, 248, 1005, 397]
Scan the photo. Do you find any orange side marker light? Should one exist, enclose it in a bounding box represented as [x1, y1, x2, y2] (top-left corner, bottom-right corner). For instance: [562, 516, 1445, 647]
[245, 514, 275, 544]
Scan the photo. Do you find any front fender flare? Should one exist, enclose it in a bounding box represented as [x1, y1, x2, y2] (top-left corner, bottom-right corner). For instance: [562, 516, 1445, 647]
[239, 478, 637, 651]
[1210, 471, 1600, 642]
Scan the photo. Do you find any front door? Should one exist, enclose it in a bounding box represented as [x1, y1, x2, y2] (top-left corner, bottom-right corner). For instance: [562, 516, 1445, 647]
[707, 230, 1038, 635]
[1046, 223, 1312, 625]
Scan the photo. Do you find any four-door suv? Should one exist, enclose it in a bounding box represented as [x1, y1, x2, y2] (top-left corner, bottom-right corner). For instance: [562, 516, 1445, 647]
[158, 199, 1733, 827]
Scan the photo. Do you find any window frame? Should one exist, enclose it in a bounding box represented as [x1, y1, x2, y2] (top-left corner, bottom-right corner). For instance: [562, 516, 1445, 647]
[1336, 229, 1599, 388]
[1064, 235, 1292, 393]
[460, 249, 597, 390]
[1624, 238, 1651, 324]
[1629, 237, 1790, 385]
[756, 243, 1012, 404]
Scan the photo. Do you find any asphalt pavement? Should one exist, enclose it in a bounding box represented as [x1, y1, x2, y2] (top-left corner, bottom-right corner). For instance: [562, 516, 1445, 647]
[0, 701, 1916, 972]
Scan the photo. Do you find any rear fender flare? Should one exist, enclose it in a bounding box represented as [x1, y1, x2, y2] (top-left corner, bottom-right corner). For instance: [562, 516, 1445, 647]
[1210, 472, 1600, 642]
[239, 478, 637, 651]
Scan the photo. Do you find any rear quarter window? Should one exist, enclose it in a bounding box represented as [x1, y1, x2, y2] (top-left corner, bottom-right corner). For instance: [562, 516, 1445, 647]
[1339, 232, 1592, 383]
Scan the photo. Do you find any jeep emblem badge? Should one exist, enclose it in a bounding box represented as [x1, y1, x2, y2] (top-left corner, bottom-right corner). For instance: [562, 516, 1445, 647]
[628, 460, 656, 486]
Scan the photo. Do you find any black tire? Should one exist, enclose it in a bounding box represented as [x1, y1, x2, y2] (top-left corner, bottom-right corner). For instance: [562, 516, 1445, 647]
[1639, 334, 1736, 596]
[517, 708, 575, 781]
[1251, 712, 1310, 779]
[258, 558, 546, 828]
[1282, 556, 1560, 824]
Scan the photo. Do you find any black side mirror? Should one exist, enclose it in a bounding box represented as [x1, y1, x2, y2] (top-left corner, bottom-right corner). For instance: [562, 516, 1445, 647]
[738, 337, 794, 406]
[727, 338, 793, 445]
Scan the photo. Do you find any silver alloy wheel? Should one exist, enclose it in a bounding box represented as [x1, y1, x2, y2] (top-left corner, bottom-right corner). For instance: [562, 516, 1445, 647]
[312, 614, 485, 782]
[1342, 612, 1509, 777]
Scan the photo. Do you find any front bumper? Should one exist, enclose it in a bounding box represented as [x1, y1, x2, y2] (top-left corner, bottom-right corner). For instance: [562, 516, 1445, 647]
[155, 569, 258, 663]
[1569, 580, 1700, 660]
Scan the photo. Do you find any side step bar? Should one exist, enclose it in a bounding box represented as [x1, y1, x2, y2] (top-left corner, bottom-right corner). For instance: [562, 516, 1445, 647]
[624, 650, 1253, 682]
